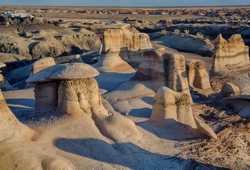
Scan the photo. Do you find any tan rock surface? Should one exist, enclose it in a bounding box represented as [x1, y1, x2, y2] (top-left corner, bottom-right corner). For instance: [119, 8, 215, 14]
[32, 57, 56, 74]
[212, 34, 250, 74]
[188, 61, 211, 90]
[103, 25, 152, 53]
[150, 87, 217, 139]
[98, 50, 135, 73]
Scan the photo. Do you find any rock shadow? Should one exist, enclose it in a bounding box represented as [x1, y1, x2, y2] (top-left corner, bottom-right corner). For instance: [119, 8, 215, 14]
[55, 138, 227, 170]
[5, 98, 60, 122]
[138, 119, 206, 141]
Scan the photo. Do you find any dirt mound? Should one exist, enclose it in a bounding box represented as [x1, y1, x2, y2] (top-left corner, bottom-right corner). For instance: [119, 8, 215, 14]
[181, 121, 250, 170]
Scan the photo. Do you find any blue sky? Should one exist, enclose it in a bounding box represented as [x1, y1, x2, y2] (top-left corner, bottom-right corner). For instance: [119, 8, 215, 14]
[1, 0, 250, 7]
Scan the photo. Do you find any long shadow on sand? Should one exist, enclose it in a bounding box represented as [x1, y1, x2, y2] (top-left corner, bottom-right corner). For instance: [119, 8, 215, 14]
[6, 98, 35, 122]
[96, 72, 135, 92]
[5, 98, 61, 122]
[55, 138, 227, 170]
[137, 119, 206, 141]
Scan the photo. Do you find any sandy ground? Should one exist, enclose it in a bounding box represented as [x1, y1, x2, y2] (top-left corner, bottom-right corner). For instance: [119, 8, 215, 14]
[2, 88, 226, 170]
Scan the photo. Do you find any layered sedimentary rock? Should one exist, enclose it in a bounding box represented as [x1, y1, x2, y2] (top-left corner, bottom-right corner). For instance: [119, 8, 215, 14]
[134, 48, 166, 82]
[103, 24, 152, 52]
[164, 53, 190, 94]
[98, 50, 135, 73]
[100, 25, 152, 73]
[134, 49, 192, 93]
[151, 87, 217, 139]
[188, 61, 211, 90]
[212, 34, 250, 74]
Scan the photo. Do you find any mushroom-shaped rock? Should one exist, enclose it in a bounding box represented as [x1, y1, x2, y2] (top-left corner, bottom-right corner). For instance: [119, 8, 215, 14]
[26, 64, 63, 83]
[27, 64, 62, 114]
[221, 82, 241, 97]
[27, 63, 99, 83]
[49, 63, 99, 80]
[27, 63, 100, 114]
[53, 64, 141, 142]
[151, 86, 217, 139]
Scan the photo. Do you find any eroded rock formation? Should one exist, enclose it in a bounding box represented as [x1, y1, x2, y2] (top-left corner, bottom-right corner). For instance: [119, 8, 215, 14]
[103, 24, 152, 53]
[134, 48, 166, 82]
[98, 50, 135, 73]
[149, 53, 216, 139]
[158, 32, 214, 56]
[212, 34, 250, 74]
[188, 61, 211, 90]
[0, 90, 76, 170]
[28, 57, 57, 114]
[99, 25, 152, 73]
[150, 87, 217, 139]
[27, 62, 141, 142]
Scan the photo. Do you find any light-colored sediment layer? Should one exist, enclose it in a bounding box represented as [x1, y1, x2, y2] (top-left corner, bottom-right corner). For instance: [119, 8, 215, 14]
[213, 34, 250, 74]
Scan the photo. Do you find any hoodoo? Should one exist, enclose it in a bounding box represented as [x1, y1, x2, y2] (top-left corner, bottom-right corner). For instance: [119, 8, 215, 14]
[213, 34, 250, 74]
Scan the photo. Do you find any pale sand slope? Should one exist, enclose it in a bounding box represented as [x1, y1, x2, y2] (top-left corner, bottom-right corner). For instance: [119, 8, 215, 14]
[3, 89, 220, 170]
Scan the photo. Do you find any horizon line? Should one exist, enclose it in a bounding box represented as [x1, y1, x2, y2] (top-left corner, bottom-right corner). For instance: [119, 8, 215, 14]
[1, 4, 250, 8]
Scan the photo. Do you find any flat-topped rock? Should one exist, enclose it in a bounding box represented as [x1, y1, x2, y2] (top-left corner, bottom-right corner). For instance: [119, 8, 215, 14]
[27, 63, 99, 83]
[49, 63, 99, 80]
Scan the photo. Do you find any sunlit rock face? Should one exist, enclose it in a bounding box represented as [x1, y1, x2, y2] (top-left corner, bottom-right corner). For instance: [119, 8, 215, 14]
[103, 24, 152, 53]
[188, 61, 211, 90]
[212, 34, 250, 74]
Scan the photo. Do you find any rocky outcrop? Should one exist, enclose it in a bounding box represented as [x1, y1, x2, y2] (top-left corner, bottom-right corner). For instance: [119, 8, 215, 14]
[27, 57, 57, 113]
[212, 34, 250, 74]
[0, 89, 77, 170]
[0, 33, 30, 58]
[150, 87, 217, 139]
[98, 50, 135, 73]
[27, 62, 141, 142]
[158, 32, 214, 56]
[29, 29, 101, 59]
[103, 24, 152, 53]
[164, 53, 190, 94]
[134, 49, 194, 94]
[148, 53, 216, 139]
[134, 48, 166, 82]
[188, 61, 211, 90]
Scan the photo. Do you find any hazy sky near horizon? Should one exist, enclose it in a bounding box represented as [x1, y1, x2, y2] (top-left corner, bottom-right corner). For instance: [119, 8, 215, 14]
[1, 0, 250, 6]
